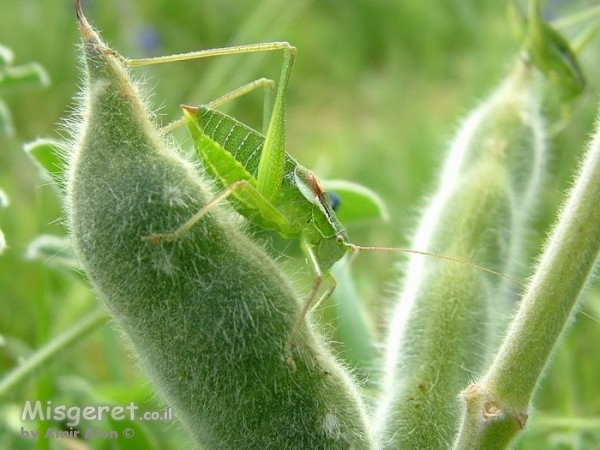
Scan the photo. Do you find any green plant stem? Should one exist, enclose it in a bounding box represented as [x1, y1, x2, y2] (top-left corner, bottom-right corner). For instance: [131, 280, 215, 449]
[528, 416, 600, 430]
[0, 308, 107, 398]
[528, 0, 541, 24]
[454, 112, 600, 448]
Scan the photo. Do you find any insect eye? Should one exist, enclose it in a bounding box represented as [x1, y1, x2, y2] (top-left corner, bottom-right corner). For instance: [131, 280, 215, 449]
[336, 234, 345, 243]
[329, 192, 341, 211]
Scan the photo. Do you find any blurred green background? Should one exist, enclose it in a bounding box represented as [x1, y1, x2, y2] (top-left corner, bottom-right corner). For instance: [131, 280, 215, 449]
[1, 0, 600, 448]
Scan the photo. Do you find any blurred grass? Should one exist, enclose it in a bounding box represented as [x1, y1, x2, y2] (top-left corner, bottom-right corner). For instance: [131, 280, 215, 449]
[0, 0, 599, 448]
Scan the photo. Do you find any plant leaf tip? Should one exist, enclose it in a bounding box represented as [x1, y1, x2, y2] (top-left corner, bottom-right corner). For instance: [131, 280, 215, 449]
[74, 0, 98, 44]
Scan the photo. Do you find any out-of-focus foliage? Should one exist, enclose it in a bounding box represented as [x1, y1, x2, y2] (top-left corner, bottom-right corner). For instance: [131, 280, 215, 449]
[1, 1, 599, 448]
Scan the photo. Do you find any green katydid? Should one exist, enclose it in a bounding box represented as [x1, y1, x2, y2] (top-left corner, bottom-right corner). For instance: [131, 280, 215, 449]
[124, 40, 515, 351]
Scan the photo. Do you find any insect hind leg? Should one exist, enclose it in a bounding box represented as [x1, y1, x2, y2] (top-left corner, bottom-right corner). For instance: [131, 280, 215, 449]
[121, 41, 294, 136]
[160, 78, 276, 134]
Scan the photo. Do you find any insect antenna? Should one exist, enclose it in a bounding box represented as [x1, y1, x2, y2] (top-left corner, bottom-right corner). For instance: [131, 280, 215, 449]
[345, 243, 523, 286]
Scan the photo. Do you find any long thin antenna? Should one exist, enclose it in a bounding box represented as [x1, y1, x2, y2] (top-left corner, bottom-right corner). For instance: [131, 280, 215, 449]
[347, 243, 523, 286]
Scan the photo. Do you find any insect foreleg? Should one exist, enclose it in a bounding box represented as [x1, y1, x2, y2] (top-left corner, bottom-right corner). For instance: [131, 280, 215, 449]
[309, 273, 337, 314]
[286, 243, 337, 355]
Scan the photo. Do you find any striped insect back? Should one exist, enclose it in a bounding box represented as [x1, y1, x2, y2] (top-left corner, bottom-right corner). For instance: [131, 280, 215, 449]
[190, 105, 316, 236]
[196, 106, 298, 181]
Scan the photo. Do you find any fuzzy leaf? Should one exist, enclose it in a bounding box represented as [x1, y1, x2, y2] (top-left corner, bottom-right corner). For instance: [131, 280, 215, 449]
[25, 234, 78, 269]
